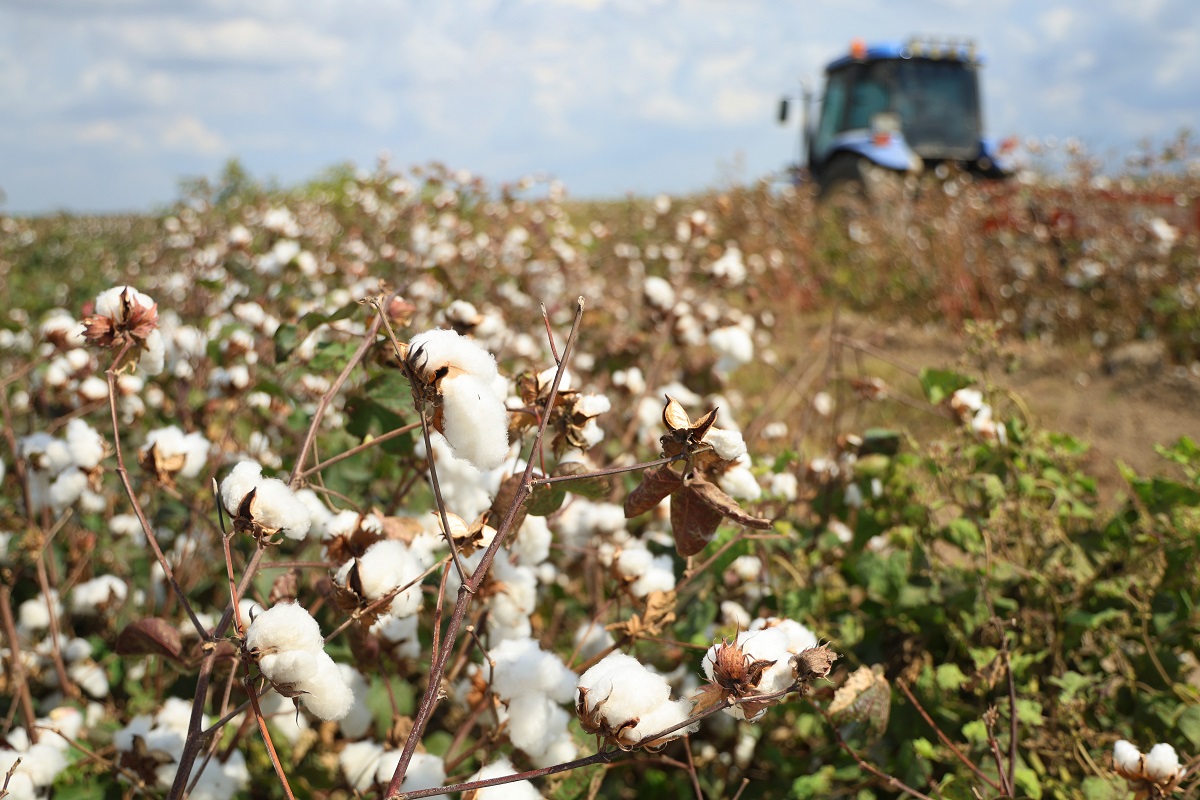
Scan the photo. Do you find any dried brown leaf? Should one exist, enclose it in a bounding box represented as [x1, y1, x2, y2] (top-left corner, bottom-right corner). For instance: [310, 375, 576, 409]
[624, 463, 683, 519]
[686, 473, 774, 530]
[670, 484, 725, 556]
[115, 618, 185, 662]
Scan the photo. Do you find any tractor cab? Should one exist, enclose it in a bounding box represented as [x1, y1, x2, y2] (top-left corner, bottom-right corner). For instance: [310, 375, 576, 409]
[783, 36, 1012, 195]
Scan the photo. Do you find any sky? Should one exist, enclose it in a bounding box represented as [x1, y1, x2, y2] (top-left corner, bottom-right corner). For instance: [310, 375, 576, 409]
[2, 0, 1198, 214]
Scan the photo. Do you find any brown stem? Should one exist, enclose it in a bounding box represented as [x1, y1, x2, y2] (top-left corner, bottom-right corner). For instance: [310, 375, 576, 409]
[105, 363, 208, 639]
[896, 678, 1001, 793]
[385, 297, 587, 798]
[246, 674, 297, 800]
[290, 311, 383, 487]
[0, 587, 39, 743]
[34, 552, 79, 700]
[529, 453, 683, 487]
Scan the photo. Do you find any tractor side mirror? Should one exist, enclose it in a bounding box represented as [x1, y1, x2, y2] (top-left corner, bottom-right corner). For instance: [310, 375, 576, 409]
[778, 97, 790, 124]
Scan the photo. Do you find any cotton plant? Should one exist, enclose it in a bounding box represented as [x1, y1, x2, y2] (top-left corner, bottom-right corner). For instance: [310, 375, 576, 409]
[138, 425, 210, 485]
[80, 285, 165, 375]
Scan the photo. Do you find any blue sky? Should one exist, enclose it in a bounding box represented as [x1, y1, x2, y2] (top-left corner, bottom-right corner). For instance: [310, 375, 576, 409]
[2, 0, 1198, 214]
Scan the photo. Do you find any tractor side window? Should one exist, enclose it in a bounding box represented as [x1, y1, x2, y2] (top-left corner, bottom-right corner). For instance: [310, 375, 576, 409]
[813, 70, 849, 160]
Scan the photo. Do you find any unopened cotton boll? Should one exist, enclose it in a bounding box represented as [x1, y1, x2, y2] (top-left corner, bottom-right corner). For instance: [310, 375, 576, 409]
[439, 373, 510, 471]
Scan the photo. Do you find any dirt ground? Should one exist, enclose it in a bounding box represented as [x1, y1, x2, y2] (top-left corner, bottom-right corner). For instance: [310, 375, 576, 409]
[820, 316, 1200, 502]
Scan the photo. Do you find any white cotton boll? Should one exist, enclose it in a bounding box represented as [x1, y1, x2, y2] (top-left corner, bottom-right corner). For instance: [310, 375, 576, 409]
[703, 427, 747, 461]
[14, 741, 68, 788]
[719, 463, 761, 502]
[340, 740, 384, 792]
[69, 661, 110, 699]
[353, 540, 424, 617]
[408, 328, 498, 382]
[188, 749, 249, 800]
[1113, 740, 1141, 773]
[467, 756, 543, 800]
[336, 664, 373, 738]
[373, 613, 421, 660]
[0, 769, 34, 800]
[18, 590, 60, 633]
[244, 602, 324, 655]
[721, 599, 753, 629]
[71, 575, 127, 615]
[615, 545, 654, 579]
[749, 617, 819, 654]
[506, 693, 575, 766]
[249, 477, 312, 540]
[258, 650, 321, 686]
[297, 653, 354, 721]
[49, 468, 88, 510]
[629, 554, 676, 597]
[512, 515, 552, 566]
[62, 636, 93, 662]
[579, 652, 671, 723]
[487, 637, 577, 704]
[65, 419, 105, 469]
[95, 286, 155, 319]
[709, 326, 755, 375]
[1145, 743, 1181, 782]
[294, 489, 333, 539]
[768, 472, 798, 500]
[440, 373, 510, 471]
[375, 750, 447, 797]
[220, 461, 263, 514]
[574, 622, 615, 663]
[730, 555, 761, 583]
[643, 276, 676, 310]
[140, 329, 166, 375]
[627, 696, 698, 744]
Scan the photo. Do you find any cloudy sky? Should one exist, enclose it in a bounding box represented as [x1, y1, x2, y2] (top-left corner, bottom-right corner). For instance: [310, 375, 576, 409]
[2, 0, 1198, 213]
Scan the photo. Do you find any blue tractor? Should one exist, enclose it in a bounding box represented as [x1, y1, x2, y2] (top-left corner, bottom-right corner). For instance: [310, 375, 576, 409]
[780, 36, 1013, 198]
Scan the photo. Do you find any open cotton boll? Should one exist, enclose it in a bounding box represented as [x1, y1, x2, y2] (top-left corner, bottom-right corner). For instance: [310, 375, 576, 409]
[408, 328, 499, 382]
[248, 477, 311, 540]
[340, 740, 384, 793]
[95, 285, 155, 319]
[486, 637, 577, 704]
[336, 664, 373, 738]
[439, 373, 510, 471]
[506, 693, 576, 766]
[749, 617, 819, 654]
[574, 622, 616, 663]
[244, 602, 324, 655]
[466, 756, 543, 800]
[629, 554, 677, 597]
[375, 750, 447, 798]
[578, 652, 672, 723]
[703, 427, 747, 461]
[297, 653, 354, 721]
[49, 468, 89, 511]
[258, 649, 321, 687]
[1145, 743, 1182, 782]
[1113, 740, 1141, 773]
[352, 539, 425, 617]
[219, 461, 263, 515]
[709, 325, 754, 375]
[65, 419, 106, 469]
[70, 574, 127, 615]
[626, 696, 697, 744]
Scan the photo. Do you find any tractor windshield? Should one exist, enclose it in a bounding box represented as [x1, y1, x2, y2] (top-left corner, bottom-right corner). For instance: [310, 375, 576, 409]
[893, 59, 981, 159]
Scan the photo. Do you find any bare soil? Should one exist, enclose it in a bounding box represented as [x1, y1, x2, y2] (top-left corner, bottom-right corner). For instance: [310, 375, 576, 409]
[823, 316, 1200, 502]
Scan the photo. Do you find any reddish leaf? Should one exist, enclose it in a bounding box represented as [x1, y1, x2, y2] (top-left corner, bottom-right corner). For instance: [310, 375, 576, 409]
[115, 618, 185, 662]
[624, 464, 684, 519]
[686, 474, 774, 530]
[670, 485, 724, 556]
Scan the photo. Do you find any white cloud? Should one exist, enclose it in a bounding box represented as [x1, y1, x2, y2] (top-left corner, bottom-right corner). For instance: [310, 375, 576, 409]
[161, 115, 224, 154]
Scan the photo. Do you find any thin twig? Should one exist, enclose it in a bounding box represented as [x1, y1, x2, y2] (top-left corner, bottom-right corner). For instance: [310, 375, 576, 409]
[246, 674, 297, 800]
[0, 588, 39, 743]
[529, 453, 683, 487]
[896, 679, 1001, 793]
[296, 420, 421, 480]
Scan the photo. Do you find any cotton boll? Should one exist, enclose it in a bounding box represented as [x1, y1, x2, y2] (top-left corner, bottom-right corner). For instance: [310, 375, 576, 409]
[353, 540, 425, 617]
[220, 461, 263, 515]
[511, 515, 552, 566]
[336, 664, 373, 739]
[18, 590, 61, 633]
[70, 574, 127, 615]
[573, 622, 615, 663]
[65, 419, 106, 469]
[244, 602, 324, 655]
[486, 637, 576, 704]
[626, 696, 697, 744]
[258, 689, 310, 745]
[68, 661, 110, 699]
[440, 373, 510, 471]
[466, 756, 543, 800]
[703, 427, 747, 461]
[48, 468, 88, 511]
[718, 460, 761, 501]
[297, 653, 354, 721]
[340, 740, 384, 792]
[408, 328, 499, 383]
[375, 750, 447, 798]
[258, 650, 321, 687]
[1145, 743, 1181, 782]
[506, 693, 575, 766]
[578, 652, 671, 723]
[1112, 740, 1141, 774]
[250, 478, 312, 540]
[372, 613, 421, 660]
[749, 617, 819, 654]
[629, 554, 676, 597]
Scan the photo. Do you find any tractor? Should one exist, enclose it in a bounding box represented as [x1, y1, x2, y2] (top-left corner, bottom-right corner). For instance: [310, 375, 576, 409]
[780, 36, 1014, 200]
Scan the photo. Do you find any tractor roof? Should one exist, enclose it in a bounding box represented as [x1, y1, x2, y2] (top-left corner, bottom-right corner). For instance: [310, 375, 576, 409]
[825, 36, 983, 72]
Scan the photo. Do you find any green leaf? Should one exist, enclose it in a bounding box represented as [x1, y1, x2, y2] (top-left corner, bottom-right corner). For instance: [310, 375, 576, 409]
[1013, 763, 1043, 800]
[1177, 705, 1200, 749]
[527, 483, 567, 516]
[935, 663, 968, 691]
[1064, 607, 1125, 630]
[1081, 776, 1120, 800]
[1047, 670, 1095, 703]
[919, 368, 974, 405]
[912, 737, 937, 759]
